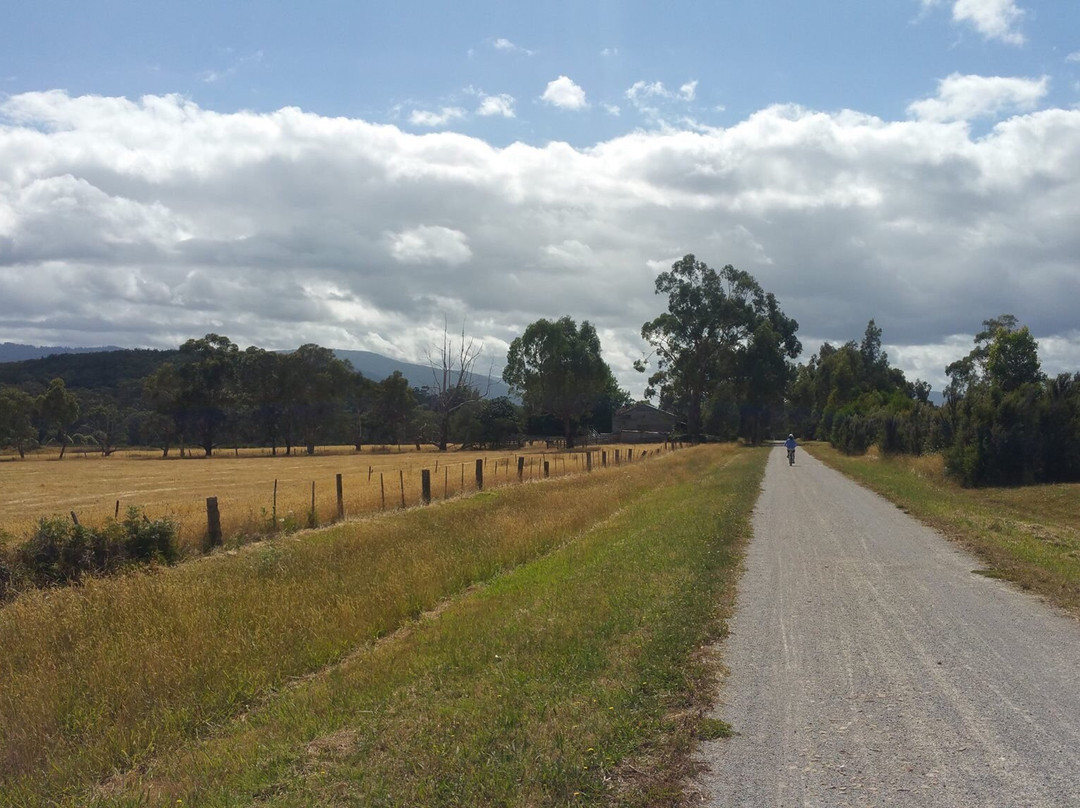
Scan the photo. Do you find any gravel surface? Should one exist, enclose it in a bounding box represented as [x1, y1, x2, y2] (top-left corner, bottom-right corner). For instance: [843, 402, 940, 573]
[694, 447, 1080, 807]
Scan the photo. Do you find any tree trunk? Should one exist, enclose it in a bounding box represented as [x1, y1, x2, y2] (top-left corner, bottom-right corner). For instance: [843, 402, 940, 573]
[687, 394, 702, 442]
[564, 416, 576, 449]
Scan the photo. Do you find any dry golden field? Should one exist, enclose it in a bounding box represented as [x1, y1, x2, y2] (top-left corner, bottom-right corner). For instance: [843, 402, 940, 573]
[0, 442, 667, 551]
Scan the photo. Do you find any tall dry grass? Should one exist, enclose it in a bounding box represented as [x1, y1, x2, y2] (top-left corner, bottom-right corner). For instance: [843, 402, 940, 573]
[0, 443, 663, 552]
[0, 444, 686, 804]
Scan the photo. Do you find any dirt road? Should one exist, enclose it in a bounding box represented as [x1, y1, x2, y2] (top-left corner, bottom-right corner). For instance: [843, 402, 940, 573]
[695, 447, 1080, 806]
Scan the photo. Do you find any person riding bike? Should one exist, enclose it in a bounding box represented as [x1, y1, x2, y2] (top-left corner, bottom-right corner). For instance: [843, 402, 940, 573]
[784, 434, 797, 465]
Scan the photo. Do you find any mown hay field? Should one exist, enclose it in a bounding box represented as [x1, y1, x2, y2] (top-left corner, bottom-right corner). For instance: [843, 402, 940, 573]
[0, 443, 668, 551]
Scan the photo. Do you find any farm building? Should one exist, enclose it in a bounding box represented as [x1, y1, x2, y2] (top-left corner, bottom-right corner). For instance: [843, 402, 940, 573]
[612, 402, 681, 443]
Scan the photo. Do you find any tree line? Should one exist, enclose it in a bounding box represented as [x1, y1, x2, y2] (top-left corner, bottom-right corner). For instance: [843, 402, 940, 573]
[0, 332, 628, 459]
[2, 252, 1077, 488]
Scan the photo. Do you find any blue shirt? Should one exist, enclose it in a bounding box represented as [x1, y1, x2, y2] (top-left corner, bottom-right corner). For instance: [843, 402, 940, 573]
[784, 437, 797, 450]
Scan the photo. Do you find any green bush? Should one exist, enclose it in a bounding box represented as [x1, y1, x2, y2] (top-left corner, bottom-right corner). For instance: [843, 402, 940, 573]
[7, 509, 178, 596]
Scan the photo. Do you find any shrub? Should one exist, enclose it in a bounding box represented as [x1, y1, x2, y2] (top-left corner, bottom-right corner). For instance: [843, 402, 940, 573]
[7, 509, 178, 596]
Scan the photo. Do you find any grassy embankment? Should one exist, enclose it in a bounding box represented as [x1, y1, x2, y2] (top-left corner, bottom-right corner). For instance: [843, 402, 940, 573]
[0, 443, 660, 552]
[810, 443, 1080, 616]
[0, 443, 764, 806]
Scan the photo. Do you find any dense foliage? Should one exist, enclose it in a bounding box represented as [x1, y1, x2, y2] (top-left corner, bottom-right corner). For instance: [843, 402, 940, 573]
[787, 320, 940, 456]
[788, 314, 1080, 487]
[942, 316, 1080, 486]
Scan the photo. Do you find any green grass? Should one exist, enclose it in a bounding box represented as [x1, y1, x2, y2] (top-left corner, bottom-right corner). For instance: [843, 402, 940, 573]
[810, 444, 1080, 616]
[1, 444, 765, 807]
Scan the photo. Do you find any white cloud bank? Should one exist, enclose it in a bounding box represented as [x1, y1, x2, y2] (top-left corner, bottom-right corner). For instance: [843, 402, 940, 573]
[1, 91, 1079, 393]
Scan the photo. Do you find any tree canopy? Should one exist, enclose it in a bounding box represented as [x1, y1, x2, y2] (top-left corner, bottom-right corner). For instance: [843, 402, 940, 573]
[503, 316, 616, 448]
[639, 254, 800, 442]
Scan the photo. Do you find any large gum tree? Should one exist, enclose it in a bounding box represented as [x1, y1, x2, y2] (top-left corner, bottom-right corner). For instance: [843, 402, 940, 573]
[503, 316, 613, 449]
[639, 254, 800, 442]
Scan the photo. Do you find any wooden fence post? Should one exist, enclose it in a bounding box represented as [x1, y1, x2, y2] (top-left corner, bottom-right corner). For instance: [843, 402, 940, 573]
[421, 469, 431, 505]
[475, 458, 484, 490]
[308, 481, 317, 528]
[586, 452, 593, 472]
[206, 497, 222, 547]
[380, 473, 385, 510]
[544, 460, 550, 478]
[399, 470, 406, 508]
[517, 456, 525, 481]
[602, 450, 607, 467]
[272, 479, 278, 531]
[336, 473, 344, 520]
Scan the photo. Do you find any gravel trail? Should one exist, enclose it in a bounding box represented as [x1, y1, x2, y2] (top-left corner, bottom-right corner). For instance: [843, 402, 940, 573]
[694, 447, 1080, 807]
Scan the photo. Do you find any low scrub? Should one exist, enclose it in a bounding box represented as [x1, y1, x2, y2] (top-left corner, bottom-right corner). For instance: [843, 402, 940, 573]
[0, 508, 177, 600]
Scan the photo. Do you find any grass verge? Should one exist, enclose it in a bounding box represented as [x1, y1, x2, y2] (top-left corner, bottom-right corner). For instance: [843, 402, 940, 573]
[1, 444, 764, 807]
[810, 444, 1080, 616]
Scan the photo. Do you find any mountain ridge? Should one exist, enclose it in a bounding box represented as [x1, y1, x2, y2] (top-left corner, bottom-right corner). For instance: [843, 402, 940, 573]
[0, 342, 511, 398]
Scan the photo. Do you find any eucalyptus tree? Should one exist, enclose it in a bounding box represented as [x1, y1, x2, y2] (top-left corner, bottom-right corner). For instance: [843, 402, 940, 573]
[177, 334, 240, 456]
[503, 316, 612, 449]
[638, 254, 800, 442]
[36, 378, 81, 459]
[281, 344, 356, 454]
[0, 386, 37, 457]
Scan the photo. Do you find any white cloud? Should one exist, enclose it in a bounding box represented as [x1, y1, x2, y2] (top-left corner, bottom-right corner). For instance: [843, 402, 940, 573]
[908, 73, 1048, 122]
[476, 94, 515, 118]
[408, 107, 466, 127]
[200, 50, 264, 84]
[1067, 52, 1080, 63]
[2, 91, 1080, 394]
[625, 80, 699, 121]
[388, 226, 472, 266]
[493, 38, 534, 56]
[604, 103, 622, 117]
[923, 0, 1026, 44]
[601, 47, 619, 57]
[541, 76, 587, 110]
[952, 0, 1025, 44]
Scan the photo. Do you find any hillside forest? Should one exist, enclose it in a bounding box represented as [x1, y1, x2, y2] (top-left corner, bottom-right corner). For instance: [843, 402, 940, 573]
[1, 255, 1078, 487]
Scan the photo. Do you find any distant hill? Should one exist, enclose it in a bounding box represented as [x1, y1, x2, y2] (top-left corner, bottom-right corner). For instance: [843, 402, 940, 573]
[332, 349, 511, 399]
[0, 342, 512, 399]
[0, 342, 123, 363]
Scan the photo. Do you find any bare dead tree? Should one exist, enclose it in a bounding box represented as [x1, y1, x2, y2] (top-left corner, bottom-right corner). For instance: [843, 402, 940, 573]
[425, 319, 490, 451]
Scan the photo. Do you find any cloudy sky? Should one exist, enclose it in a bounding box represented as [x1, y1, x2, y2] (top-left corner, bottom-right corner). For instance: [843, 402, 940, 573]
[2, 0, 1079, 396]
